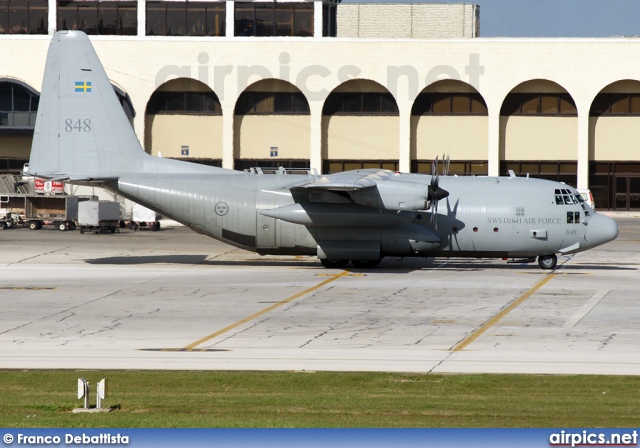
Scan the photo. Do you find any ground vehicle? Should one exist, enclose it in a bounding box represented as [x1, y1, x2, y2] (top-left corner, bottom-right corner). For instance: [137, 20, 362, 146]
[78, 200, 121, 234]
[0, 213, 26, 230]
[578, 189, 595, 210]
[25, 196, 79, 230]
[128, 203, 161, 231]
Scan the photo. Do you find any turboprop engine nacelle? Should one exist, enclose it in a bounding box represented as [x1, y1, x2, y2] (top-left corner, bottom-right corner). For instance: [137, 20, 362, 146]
[349, 181, 428, 212]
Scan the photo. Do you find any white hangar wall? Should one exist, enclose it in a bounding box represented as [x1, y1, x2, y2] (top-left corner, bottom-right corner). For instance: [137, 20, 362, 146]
[93, 37, 640, 186]
[1, 34, 640, 197]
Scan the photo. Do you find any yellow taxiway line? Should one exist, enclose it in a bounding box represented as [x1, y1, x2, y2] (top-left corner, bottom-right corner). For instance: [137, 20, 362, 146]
[183, 270, 350, 350]
[451, 273, 558, 352]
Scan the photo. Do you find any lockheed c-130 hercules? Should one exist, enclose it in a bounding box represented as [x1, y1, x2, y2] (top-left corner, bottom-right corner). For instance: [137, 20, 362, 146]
[28, 31, 619, 270]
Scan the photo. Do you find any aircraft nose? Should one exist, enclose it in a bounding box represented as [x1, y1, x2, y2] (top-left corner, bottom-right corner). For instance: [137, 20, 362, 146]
[586, 213, 619, 247]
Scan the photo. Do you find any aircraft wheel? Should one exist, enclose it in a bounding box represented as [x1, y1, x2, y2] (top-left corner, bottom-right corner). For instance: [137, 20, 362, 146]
[351, 259, 382, 269]
[29, 221, 38, 230]
[58, 222, 67, 231]
[320, 259, 349, 269]
[538, 254, 557, 270]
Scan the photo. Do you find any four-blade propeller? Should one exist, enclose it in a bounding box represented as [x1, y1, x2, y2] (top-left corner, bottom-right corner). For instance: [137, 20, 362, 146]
[428, 155, 450, 229]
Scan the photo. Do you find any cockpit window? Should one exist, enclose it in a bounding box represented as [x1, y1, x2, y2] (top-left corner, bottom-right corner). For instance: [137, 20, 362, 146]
[555, 189, 581, 206]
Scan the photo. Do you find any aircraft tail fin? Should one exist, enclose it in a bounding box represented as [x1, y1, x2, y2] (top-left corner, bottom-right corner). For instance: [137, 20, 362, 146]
[29, 31, 222, 181]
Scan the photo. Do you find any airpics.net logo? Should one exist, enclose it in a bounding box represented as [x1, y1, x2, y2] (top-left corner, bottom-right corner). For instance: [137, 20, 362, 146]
[154, 52, 485, 103]
[549, 430, 638, 447]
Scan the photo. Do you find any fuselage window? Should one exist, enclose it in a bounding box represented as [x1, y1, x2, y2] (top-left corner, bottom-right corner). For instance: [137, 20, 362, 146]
[567, 211, 580, 224]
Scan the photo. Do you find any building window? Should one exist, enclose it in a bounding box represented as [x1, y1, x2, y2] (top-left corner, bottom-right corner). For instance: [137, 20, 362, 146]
[147, 91, 222, 115]
[589, 162, 640, 211]
[501, 93, 577, 116]
[322, 3, 336, 37]
[0, 158, 30, 174]
[235, 92, 309, 115]
[175, 158, 222, 167]
[323, 93, 399, 116]
[412, 93, 487, 115]
[0, 0, 47, 34]
[323, 160, 399, 174]
[234, 2, 313, 37]
[501, 161, 577, 187]
[412, 160, 487, 176]
[0, 82, 38, 129]
[235, 159, 309, 172]
[57, 1, 136, 35]
[146, 2, 225, 36]
[590, 94, 640, 116]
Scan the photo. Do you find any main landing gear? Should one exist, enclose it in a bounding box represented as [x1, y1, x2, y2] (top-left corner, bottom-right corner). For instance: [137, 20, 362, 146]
[320, 259, 382, 269]
[538, 254, 557, 270]
[321, 256, 558, 270]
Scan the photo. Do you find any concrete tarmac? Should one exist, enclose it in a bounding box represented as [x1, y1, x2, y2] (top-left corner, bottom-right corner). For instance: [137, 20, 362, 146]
[1, 218, 639, 374]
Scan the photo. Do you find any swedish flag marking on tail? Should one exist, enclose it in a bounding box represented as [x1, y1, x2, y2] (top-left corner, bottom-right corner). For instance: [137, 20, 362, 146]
[75, 81, 92, 92]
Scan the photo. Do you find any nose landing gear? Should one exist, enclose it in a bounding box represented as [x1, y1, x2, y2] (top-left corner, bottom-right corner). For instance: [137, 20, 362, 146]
[538, 254, 557, 270]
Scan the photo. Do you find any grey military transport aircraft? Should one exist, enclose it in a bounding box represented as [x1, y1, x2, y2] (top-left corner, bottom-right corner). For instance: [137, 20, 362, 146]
[28, 31, 619, 270]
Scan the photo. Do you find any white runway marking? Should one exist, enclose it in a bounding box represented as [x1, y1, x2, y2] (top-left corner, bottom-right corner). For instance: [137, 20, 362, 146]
[563, 290, 610, 328]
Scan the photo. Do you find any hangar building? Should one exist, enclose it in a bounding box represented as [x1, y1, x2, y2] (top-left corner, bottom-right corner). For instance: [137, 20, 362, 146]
[0, 1, 639, 210]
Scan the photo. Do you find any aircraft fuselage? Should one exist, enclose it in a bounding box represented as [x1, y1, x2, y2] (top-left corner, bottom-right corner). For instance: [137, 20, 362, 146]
[115, 171, 617, 262]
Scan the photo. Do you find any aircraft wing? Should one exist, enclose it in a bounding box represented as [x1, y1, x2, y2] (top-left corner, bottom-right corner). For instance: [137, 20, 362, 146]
[288, 169, 443, 214]
[291, 169, 387, 192]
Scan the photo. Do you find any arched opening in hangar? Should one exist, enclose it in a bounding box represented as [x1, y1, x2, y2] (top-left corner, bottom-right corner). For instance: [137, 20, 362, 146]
[112, 83, 136, 127]
[500, 79, 578, 186]
[145, 78, 223, 165]
[322, 79, 399, 174]
[410, 79, 488, 176]
[0, 79, 39, 173]
[0, 79, 136, 175]
[589, 79, 640, 210]
[234, 78, 310, 172]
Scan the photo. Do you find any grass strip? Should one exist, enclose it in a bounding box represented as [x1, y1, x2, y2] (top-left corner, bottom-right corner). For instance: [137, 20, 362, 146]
[0, 370, 638, 428]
